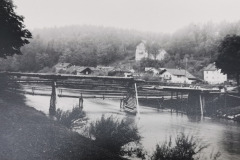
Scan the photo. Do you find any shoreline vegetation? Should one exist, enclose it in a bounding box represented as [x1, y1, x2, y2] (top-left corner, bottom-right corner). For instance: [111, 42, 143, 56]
[0, 92, 124, 160]
[216, 106, 240, 122]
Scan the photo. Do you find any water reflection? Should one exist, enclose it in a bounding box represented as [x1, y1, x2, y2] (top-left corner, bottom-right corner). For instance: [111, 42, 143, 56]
[187, 114, 203, 122]
[222, 125, 240, 159]
[24, 95, 240, 160]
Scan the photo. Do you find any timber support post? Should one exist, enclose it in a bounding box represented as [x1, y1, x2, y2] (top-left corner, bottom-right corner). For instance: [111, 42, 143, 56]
[49, 80, 57, 116]
[134, 83, 140, 116]
[79, 98, 83, 109]
[120, 99, 124, 111]
[32, 87, 35, 95]
[79, 93, 83, 109]
[199, 94, 203, 117]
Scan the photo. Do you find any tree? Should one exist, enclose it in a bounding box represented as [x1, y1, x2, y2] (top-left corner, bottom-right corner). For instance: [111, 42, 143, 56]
[146, 41, 161, 60]
[0, 0, 32, 58]
[139, 58, 162, 71]
[215, 35, 240, 93]
[89, 115, 141, 155]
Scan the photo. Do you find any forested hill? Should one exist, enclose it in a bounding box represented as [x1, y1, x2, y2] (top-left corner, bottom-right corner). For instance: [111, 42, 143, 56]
[1, 21, 240, 78]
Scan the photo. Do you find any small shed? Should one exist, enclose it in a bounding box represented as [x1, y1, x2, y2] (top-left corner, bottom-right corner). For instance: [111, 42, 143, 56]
[108, 68, 132, 77]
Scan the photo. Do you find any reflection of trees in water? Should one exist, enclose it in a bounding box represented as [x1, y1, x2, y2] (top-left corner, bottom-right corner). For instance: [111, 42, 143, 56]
[222, 129, 240, 156]
[186, 114, 202, 122]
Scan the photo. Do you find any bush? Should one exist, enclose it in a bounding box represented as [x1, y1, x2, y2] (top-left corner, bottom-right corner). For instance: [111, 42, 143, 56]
[151, 133, 208, 160]
[56, 107, 87, 129]
[0, 75, 18, 93]
[140, 73, 162, 81]
[89, 115, 141, 154]
[122, 142, 147, 159]
[38, 67, 55, 73]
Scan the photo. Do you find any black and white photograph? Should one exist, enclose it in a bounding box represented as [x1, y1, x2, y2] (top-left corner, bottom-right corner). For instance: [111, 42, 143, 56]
[1, 0, 240, 159]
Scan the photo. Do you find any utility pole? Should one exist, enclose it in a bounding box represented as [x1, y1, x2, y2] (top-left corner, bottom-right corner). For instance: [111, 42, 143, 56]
[185, 57, 188, 84]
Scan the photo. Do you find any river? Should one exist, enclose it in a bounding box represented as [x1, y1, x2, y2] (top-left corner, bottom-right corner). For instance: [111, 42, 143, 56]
[25, 94, 240, 160]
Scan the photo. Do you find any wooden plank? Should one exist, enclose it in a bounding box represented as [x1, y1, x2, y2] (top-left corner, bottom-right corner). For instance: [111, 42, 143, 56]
[0, 71, 144, 82]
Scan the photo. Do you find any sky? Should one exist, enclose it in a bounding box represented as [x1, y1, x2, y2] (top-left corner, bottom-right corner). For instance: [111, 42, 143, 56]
[14, 0, 240, 33]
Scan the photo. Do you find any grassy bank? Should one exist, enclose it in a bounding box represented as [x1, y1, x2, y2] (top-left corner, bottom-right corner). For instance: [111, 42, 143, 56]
[217, 106, 240, 122]
[0, 92, 124, 160]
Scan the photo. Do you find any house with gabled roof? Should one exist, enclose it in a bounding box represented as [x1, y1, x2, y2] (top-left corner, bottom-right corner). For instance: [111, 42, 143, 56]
[159, 68, 197, 84]
[76, 67, 97, 75]
[203, 63, 227, 84]
[55, 63, 71, 73]
[65, 65, 79, 74]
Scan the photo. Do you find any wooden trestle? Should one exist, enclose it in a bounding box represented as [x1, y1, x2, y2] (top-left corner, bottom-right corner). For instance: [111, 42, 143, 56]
[1, 72, 143, 116]
[1, 72, 220, 116]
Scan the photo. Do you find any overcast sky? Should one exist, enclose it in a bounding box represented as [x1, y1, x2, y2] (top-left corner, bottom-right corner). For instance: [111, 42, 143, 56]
[14, 0, 240, 33]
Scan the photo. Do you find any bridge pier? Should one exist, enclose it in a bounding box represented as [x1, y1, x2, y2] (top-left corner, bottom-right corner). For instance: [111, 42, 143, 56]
[120, 82, 140, 116]
[79, 97, 83, 109]
[188, 91, 205, 116]
[49, 80, 57, 116]
[120, 99, 124, 111]
[32, 87, 35, 95]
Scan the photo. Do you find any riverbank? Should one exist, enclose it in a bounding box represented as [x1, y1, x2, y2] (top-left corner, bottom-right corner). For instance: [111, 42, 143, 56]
[139, 97, 240, 123]
[217, 106, 240, 122]
[0, 92, 124, 160]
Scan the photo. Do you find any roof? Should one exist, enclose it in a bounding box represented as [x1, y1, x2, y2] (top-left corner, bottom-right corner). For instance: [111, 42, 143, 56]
[97, 66, 114, 72]
[204, 63, 218, 71]
[161, 68, 196, 79]
[66, 65, 79, 73]
[109, 68, 132, 73]
[76, 67, 101, 73]
[55, 63, 71, 68]
[145, 67, 160, 73]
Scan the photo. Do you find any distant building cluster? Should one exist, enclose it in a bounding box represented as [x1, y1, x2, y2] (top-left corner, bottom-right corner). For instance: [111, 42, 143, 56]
[55, 43, 228, 85]
[54, 63, 134, 77]
[145, 67, 197, 84]
[55, 62, 229, 85]
[144, 63, 228, 85]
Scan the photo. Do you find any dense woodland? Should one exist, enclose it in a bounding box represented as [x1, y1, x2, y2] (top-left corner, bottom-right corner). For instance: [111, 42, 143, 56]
[1, 21, 240, 78]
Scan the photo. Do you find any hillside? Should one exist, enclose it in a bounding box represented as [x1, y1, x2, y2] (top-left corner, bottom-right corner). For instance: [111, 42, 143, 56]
[1, 21, 240, 78]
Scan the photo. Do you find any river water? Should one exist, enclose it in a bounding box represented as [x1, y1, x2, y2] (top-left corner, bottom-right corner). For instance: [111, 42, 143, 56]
[25, 94, 240, 160]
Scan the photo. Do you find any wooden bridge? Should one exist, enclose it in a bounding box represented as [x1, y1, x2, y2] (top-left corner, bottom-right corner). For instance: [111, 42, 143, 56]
[0, 72, 221, 116]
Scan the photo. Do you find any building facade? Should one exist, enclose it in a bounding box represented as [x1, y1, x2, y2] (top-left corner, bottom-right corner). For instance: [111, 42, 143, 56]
[135, 42, 148, 61]
[204, 63, 227, 84]
[159, 68, 196, 84]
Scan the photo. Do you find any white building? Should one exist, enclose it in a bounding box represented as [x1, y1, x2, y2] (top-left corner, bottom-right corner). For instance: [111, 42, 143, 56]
[135, 42, 148, 61]
[204, 63, 227, 84]
[159, 68, 196, 84]
[135, 41, 167, 61]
